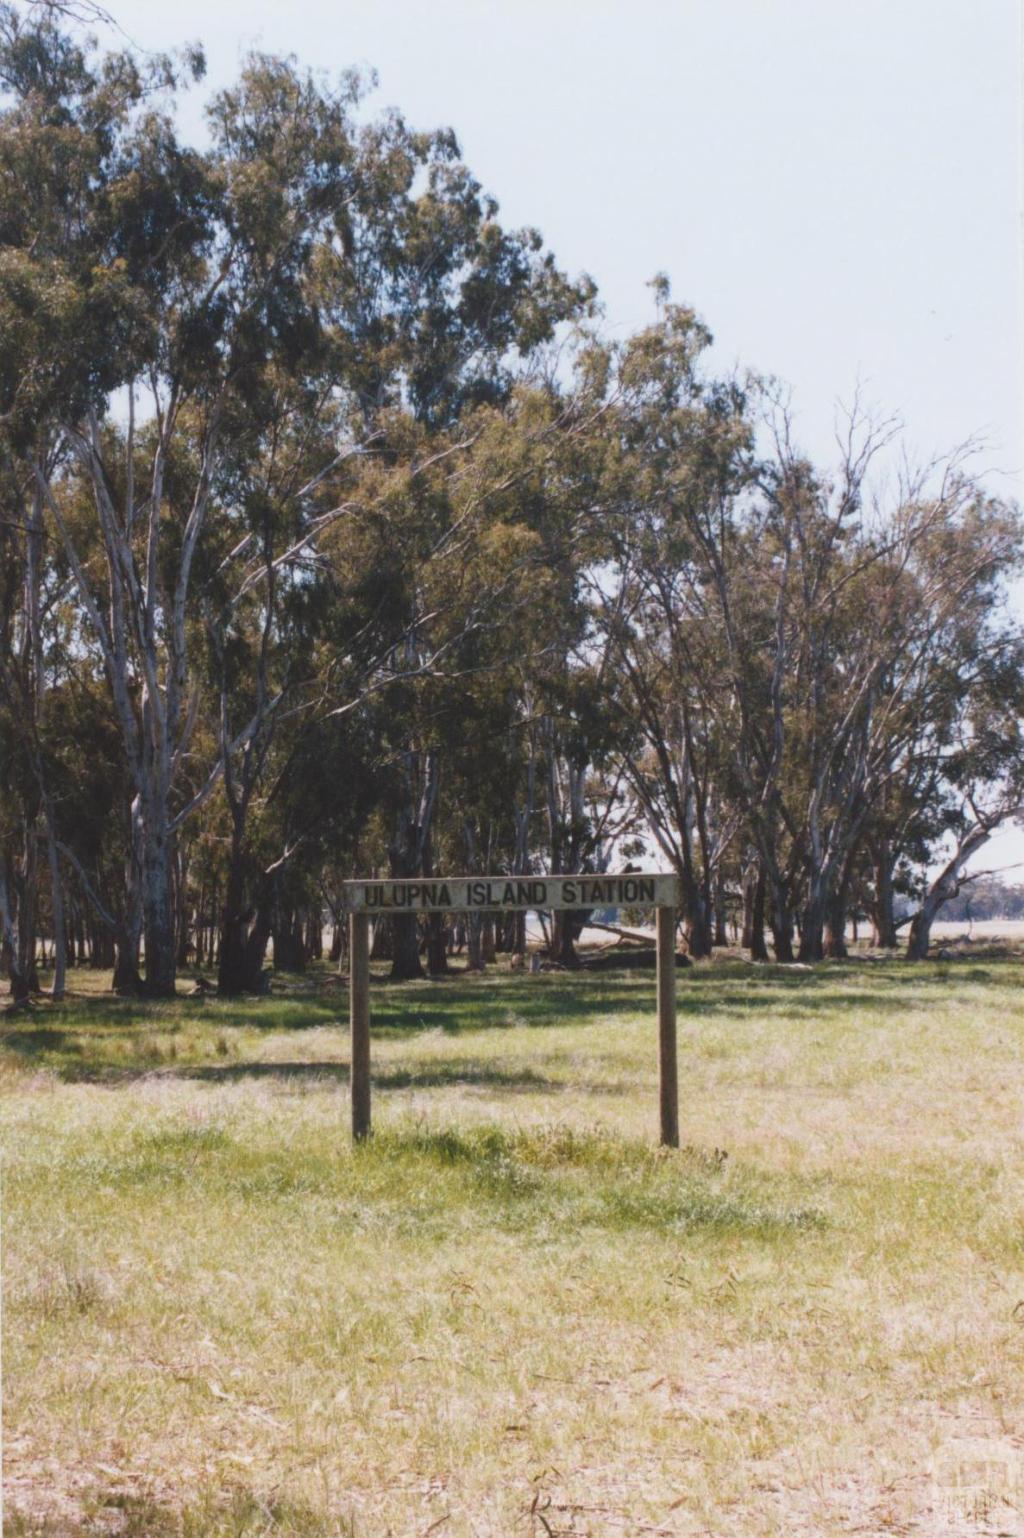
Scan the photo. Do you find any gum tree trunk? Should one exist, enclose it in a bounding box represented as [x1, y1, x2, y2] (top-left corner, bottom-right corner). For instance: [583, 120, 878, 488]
[750, 863, 769, 960]
[797, 879, 826, 963]
[870, 840, 898, 947]
[388, 750, 439, 982]
[0, 859, 31, 1004]
[44, 820, 66, 998]
[905, 821, 1000, 961]
[425, 912, 449, 975]
[713, 868, 729, 947]
[824, 880, 849, 958]
[142, 814, 177, 997]
[768, 877, 795, 963]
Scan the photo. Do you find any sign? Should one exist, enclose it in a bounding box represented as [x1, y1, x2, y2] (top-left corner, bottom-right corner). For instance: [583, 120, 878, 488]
[343, 873, 677, 914]
[345, 869, 680, 1149]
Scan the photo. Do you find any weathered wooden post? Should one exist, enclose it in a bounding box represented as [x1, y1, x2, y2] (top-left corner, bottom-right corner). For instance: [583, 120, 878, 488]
[349, 910, 371, 1140]
[656, 904, 679, 1147]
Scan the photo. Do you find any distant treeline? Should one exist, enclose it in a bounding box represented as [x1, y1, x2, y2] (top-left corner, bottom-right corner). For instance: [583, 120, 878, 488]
[1, 3, 1023, 1002]
[927, 877, 1024, 923]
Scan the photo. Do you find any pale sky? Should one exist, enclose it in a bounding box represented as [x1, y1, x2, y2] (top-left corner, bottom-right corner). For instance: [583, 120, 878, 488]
[121, 0, 1022, 492]
[113, 0, 1024, 871]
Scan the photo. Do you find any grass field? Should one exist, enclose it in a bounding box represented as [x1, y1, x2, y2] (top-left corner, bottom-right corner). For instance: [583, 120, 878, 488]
[4, 954, 1024, 1537]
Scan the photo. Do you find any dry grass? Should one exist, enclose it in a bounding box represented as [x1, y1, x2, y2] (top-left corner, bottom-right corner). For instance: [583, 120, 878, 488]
[3, 955, 1024, 1536]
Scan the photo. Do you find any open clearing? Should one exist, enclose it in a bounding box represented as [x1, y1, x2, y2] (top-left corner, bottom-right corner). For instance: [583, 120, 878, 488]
[4, 956, 1024, 1537]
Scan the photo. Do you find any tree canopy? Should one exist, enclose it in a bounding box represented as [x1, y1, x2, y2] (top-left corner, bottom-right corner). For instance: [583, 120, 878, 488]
[2, 2, 1021, 999]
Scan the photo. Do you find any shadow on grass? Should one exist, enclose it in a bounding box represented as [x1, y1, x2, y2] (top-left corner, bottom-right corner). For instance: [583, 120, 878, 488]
[4, 971, 653, 1034]
[368, 977, 648, 1037]
[0, 1035, 576, 1094]
[152, 1059, 559, 1093]
[679, 982, 993, 1019]
[4, 1489, 342, 1538]
[3, 957, 1016, 1084]
[0, 1027, 84, 1057]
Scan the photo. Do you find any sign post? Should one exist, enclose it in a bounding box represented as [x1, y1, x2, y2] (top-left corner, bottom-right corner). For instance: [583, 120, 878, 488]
[656, 903, 679, 1147]
[342, 873, 680, 1147]
[349, 910, 371, 1140]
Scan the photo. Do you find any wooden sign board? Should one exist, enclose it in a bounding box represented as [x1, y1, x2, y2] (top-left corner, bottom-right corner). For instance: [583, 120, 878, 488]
[345, 870, 680, 1151]
[343, 873, 677, 913]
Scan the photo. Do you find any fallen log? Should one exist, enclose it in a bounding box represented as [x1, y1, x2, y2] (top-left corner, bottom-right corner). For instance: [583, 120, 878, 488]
[584, 921, 653, 944]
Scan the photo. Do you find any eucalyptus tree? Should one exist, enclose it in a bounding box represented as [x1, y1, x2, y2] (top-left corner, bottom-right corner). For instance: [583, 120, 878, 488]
[325, 184, 595, 975]
[588, 291, 1024, 962]
[778, 461, 1024, 959]
[0, 7, 195, 991]
[898, 599, 1024, 957]
[0, 453, 39, 1001]
[585, 299, 757, 954]
[0, 9, 226, 992]
[206, 63, 594, 986]
[3, 14, 570, 993]
[686, 445, 1022, 962]
[334, 389, 596, 978]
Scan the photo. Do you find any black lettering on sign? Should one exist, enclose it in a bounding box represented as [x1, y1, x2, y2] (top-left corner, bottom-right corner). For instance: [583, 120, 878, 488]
[345, 871, 672, 911]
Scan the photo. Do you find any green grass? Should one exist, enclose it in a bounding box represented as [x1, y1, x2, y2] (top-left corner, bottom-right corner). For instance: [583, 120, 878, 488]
[4, 956, 1024, 1536]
